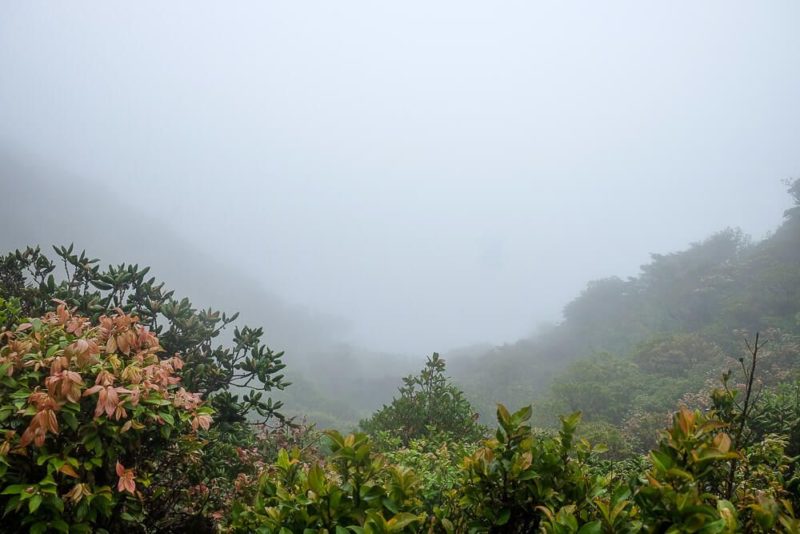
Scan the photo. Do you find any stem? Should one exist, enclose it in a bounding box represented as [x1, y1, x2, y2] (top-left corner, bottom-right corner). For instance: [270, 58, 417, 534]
[725, 332, 760, 499]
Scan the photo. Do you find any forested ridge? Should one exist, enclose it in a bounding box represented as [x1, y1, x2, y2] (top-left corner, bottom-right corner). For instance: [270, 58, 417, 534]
[453, 180, 800, 440]
[0, 180, 798, 532]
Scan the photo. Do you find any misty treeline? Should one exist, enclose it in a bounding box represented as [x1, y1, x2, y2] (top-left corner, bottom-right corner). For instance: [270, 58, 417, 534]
[0, 180, 799, 533]
[453, 179, 800, 441]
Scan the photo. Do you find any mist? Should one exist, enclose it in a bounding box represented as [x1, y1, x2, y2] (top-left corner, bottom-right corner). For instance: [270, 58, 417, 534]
[2, 1, 798, 356]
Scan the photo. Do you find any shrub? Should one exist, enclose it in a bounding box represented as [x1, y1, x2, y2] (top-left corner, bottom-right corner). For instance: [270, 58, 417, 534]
[0, 245, 289, 427]
[360, 353, 484, 446]
[0, 302, 213, 532]
[226, 431, 424, 533]
[459, 405, 610, 533]
[381, 431, 478, 525]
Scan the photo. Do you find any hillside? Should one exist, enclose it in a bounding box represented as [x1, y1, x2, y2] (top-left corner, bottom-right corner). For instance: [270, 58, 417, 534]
[0, 152, 418, 428]
[451, 180, 800, 437]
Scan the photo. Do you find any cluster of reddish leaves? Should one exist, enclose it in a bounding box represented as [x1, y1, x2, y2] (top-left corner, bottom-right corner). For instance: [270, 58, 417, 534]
[0, 301, 213, 497]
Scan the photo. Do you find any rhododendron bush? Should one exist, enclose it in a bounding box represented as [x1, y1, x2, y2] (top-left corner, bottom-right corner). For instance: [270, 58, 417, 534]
[0, 301, 214, 533]
[0, 245, 291, 428]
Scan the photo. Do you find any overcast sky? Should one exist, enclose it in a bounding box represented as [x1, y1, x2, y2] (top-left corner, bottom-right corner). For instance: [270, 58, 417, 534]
[1, 2, 798, 354]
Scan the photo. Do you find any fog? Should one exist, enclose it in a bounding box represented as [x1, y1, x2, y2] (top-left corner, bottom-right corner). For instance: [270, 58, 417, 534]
[1, 1, 798, 357]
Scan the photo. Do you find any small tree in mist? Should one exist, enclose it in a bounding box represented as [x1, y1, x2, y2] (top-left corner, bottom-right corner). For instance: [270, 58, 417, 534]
[360, 353, 484, 446]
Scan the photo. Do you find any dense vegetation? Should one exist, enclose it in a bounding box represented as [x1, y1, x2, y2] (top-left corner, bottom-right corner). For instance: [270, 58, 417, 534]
[454, 180, 800, 447]
[0, 180, 798, 531]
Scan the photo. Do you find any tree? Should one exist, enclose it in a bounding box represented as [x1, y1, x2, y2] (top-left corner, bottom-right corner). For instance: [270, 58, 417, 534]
[360, 353, 484, 446]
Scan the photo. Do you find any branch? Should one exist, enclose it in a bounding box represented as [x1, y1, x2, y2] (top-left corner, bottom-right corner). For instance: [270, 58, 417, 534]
[725, 332, 760, 499]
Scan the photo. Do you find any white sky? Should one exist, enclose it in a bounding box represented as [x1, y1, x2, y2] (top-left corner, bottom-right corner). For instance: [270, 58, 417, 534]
[1, 1, 798, 353]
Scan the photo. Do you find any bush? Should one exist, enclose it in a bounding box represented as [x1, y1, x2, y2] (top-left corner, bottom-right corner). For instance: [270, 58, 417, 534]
[360, 353, 484, 446]
[0, 245, 290, 427]
[459, 405, 612, 533]
[0, 302, 213, 532]
[381, 431, 478, 523]
[226, 431, 424, 533]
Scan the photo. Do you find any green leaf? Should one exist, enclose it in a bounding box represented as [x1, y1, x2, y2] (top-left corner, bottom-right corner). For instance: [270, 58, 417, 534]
[382, 497, 400, 514]
[50, 519, 69, 533]
[1, 484, 29, 495]
[578, 520, 602, 534]
[497, 508, 511, 525]
[61, 411, 79, 431]
[387, 512, 420, 531]
[307, 464, 325, 495]
[28, 494, 42, 513]
[497, 404, 511, 426]
[3, 495, 20, 515]
[512, 405, 532, 423]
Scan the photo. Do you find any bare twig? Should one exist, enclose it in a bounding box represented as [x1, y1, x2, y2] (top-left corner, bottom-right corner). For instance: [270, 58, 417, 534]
[725, 332, 760, 499]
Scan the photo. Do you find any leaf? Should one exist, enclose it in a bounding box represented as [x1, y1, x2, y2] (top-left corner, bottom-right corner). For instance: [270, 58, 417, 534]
[577, 520, 602, 534]
[28, 494, 42, 513]
[512, 405, 532, 423]
[561, 411, 582, 431]
[497, 404, 511, 428]
[1, 484, 29, 495]
[3, 495, 20, 515]
[61, 411, 79, 431]
[712, 432, 732, 453]
[382, 497, 400, 514]
[307, 464, 325, 495]
[50, 519, 70, 533]
[650, 450, 673, 472]
[58, 464, 79, 478]
[387, 512, 420, 531]
[677, 407, 695, 435]
[497, 508, 511, 525]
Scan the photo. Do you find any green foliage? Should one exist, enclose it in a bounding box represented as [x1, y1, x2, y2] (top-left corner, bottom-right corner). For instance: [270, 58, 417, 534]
[456, 180, 800, 427]
[545, 355, 645, 425]
[633, 337, 800, 533]
[381, 431, 478, 523]
[633, 333, 724, 378]
[0, 245, 289, 427]
[227, 376, 800, 533]
[749, 380, 800, 460]
[0, 296, 22, 331]
[577, 421, 636, 461]
[636, 407, 739, 531]
[360, 353, 484, 446]
[226, 432, 424, 533]
[459, 405, 609, 532]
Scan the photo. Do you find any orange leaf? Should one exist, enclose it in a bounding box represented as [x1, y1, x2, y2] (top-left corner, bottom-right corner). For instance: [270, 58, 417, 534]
[713, 432, 732, 453]
[59, 464, 79, 478]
